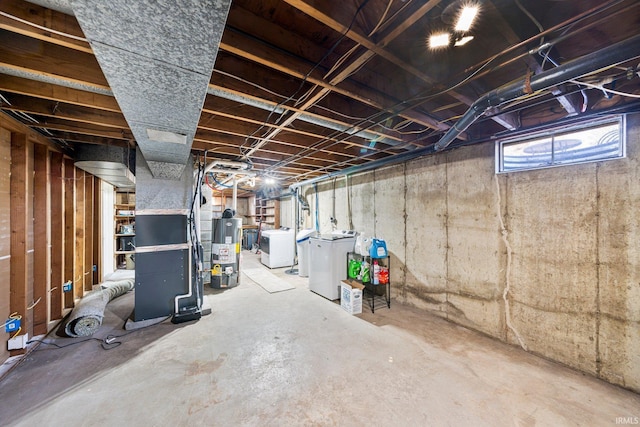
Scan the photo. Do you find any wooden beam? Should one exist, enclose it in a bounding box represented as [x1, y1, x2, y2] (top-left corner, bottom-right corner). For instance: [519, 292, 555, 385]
[83, 173, 93, 292]
[193, 128, 373, 164]
[74, 168, 85, 300]
[10, 131, 28, 354]
[0, 31, 108, 88]
[0, 110, 64, 148]
[198, 111, 396, 158]
[47, 131, 130, 147]
[0, 0, 90, 53]
[63, 158, 74, 308]
[202, 88, 404, 145]
[93, 179, 101, 285]
[0, 127, 12, 362]
[1, 93, 129, 129]
[50, 151, 64, 320]
[29, 117, 134, 140]
[32, 143, 49, 336]
[0, 74, 119, 112]
[484, 0, 580, 121]
[219, 29, 444, 131]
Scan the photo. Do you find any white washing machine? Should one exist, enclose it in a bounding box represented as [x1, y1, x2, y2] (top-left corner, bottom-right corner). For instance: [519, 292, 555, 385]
[260, 228, 295, 268]
[308, 230, 356, 300]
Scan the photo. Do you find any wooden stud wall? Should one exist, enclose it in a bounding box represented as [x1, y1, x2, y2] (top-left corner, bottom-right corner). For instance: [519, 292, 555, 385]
[50, 152, 64, 321]
[9, 132, 29, 355]
[0, 127, 12, 362]
[84, 174, 93, 292]
[0, 113, 101, 361]
[63, 158, 75, 309]
[74, 169, 85, 299]
[32, 144, 49, 336]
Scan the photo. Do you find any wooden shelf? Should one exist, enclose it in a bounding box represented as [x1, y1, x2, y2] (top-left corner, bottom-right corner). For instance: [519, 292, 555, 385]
[115, 190, 135, 270]
[255, 196, 280, 228]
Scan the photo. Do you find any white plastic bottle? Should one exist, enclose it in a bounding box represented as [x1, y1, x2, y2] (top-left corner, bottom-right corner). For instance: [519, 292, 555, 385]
[373, 260, 380, 285]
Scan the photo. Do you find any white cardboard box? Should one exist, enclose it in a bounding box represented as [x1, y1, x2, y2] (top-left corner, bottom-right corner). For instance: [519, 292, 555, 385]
[341, 280, 364, 315]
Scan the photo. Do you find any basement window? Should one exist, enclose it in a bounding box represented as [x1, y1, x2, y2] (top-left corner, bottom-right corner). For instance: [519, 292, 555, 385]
[496, 116, 625, 173]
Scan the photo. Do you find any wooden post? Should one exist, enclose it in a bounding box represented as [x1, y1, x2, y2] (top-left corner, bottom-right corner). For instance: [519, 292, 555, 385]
[84, 173, 93, 291]
[63, 158, 75, 308]
[93, 179, 101, 284]
[10, 133, 29, 354]
[74, 169, 85, 300]
[0, 127, 12, 362]
[50, 152, 64, 320]
[32, 144, 49, 336]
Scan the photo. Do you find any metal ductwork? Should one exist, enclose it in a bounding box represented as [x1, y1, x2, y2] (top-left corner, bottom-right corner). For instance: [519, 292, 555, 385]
[203, 158, 252, 174]
[75, 143, 135, 188]
[32, 0, 232, 180]
[434, 34, 640, 151]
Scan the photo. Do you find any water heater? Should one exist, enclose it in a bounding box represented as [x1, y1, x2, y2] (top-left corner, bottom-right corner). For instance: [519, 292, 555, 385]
[211, 216, 242, 288]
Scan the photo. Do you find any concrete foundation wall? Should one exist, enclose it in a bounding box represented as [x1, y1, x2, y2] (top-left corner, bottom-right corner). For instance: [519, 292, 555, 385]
[306, 112, 640, 393]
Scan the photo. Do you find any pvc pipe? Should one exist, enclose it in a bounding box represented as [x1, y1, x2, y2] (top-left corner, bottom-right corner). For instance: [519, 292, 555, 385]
[174, 243, 193, 315]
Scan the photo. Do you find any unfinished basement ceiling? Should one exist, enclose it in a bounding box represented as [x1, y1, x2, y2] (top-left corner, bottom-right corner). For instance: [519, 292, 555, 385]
[1, 0, 639, 192]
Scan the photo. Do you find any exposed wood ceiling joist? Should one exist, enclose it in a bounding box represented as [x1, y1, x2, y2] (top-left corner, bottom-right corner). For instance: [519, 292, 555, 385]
[0, 0, 638, 190]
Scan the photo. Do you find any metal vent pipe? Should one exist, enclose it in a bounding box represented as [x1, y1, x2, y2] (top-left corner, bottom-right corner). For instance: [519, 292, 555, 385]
[434, 34, 640, 151]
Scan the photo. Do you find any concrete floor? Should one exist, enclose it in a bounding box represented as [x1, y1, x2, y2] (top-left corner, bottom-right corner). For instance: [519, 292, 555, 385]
[0, 251, 638, 426]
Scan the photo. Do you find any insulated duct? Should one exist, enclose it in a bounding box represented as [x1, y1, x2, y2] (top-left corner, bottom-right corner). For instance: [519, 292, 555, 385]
[434, 34, 640, 151]
[63, 279, 134, 337]
[68, 0, 231, 179]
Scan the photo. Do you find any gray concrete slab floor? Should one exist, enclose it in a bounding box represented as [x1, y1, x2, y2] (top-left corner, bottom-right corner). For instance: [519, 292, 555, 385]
[0, 251, 638, 426]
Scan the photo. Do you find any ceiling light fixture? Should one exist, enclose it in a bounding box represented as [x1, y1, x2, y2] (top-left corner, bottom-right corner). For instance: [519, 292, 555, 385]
[454, 35, 475, 47]
[429, 33, 450, 49]
[430, 1, 480, 50]
[455, 5, 478, 32]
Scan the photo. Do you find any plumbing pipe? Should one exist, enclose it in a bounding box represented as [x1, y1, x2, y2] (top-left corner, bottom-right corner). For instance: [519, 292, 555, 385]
[174, 243, 194, 315]
[434, 33, 640, 151]
[232, 175, 237, 212]
[288, 98, 640, 192]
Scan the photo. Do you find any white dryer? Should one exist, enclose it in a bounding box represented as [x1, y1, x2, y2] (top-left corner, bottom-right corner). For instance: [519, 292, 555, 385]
[260, 228, 295, 268]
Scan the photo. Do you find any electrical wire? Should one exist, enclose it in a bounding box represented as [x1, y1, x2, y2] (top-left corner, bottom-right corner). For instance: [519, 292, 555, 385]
[4, 312, 23, 339]
[0, 11, 88, 42]
[368, 0, 394, 37]
[570, 80, 640, 99]
[241, 0, 373, 155]
[514, 0, 544, 46]
[264, 2, 637, 174]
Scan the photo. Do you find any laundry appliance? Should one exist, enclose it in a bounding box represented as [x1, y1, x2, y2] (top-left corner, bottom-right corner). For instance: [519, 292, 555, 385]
[308, 230, 357, 300]
[260, 227, 295, 268]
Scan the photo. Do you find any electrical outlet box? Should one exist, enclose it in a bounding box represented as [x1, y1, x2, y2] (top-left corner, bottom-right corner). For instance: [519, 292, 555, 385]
[8, 333, 29, 350]
[5, 318, 20, 333]
[63, 281, 72, 292]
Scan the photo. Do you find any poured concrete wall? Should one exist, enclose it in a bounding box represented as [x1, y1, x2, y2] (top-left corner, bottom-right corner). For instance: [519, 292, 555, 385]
[305, 112, 640, 392]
